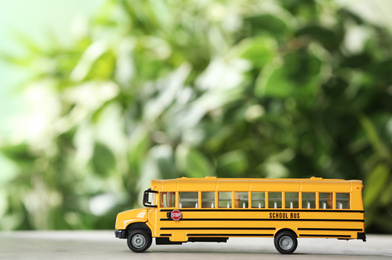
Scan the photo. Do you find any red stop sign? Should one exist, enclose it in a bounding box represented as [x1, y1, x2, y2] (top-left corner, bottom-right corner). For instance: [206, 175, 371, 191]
[171, 210, 182, 221]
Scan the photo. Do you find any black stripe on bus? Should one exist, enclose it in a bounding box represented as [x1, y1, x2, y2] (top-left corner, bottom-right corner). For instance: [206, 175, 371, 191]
[159, 218, 364, 222]
[300, 234, 351, 238]
[298, 228, 363, 232]
[188, 234, 274, 237]
[159, 234, 171, 236]
[159, 209, 364, 213]
[160, 227, 275, 231]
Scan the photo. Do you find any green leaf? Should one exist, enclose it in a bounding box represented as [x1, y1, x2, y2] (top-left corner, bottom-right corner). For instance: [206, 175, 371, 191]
[0, 144, 35, 166]
[139, 145, 177, 182]
[237, 36, 277, 68]
[128, 127, 150, 176]
[154, 145, 177, 179]
[255, 49, 323, 100]
[244, 14, 289, 35]
[138, 150, 161, 193]
[263, 161, 289, 178]
[255, 61, 293, 98]
[91, 142, 116, 177]
[380, 180, 392, 207]
[363, 164, 389, 208]
[143, 64, 191, 122]
[176, 145, 213, 178]
[147, 0, 173, 30]
[70, 41, 108, 82]
[359, 115, 390, 160]
[295, 25, 342, 50]
[217, 151, 248, 177]
[0, 52, 34, 67]
[11, 31, 44, 54]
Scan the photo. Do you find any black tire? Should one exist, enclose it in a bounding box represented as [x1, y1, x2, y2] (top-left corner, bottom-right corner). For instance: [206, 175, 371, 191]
[127, 229, 152, 253]
[274, 230, 298, 254]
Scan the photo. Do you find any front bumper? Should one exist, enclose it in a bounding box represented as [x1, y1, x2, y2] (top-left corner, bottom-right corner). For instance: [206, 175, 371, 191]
[115, 229, 126, 239]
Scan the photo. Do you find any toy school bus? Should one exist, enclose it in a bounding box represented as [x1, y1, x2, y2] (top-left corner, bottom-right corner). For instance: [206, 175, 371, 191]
[115, 177, 366, 254]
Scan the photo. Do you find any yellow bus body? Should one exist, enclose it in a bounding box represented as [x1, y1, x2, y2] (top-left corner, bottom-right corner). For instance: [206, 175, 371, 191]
[115, 177, 366, 253]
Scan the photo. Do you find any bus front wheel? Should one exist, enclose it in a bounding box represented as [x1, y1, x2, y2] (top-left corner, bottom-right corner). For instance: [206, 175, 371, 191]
[274, 230, 298, 254]
[127, 229, 152, 253]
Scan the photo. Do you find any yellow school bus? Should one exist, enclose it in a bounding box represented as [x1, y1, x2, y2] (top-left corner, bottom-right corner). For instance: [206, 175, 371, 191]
[115, 177, 366, 254]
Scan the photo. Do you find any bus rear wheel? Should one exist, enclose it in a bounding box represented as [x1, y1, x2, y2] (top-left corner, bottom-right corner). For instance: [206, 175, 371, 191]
[127, 229, 152, 253]
[274, 230, 298, 254]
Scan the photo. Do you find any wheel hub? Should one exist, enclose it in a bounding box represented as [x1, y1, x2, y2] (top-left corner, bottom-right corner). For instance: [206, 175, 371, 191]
[279, 236, 293, 250]
[132, 234, 146, 248]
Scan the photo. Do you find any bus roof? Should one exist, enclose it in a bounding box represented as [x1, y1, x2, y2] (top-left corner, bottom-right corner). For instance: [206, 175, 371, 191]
[150, 177, 363, 192]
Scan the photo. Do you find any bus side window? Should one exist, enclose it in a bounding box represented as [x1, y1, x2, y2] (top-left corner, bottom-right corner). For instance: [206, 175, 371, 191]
[201, 192, 215, 208]
[234, 192, 248, 208]
[336, 193, 350, 209]
[268, 192, 282, 209]
[319, 193, 333, 209]
[285, 192, 299, 209]
[161, 192, 176, 208]
[251, 192, 265, 208]
[252, 192, 265, 209]
[179, 192, 198, 208]
[302, 192, 315, 209]
[218, 192, 232, 208]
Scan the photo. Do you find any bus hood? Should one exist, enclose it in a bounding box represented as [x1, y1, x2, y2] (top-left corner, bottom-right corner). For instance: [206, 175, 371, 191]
[115, 208, 148, 230]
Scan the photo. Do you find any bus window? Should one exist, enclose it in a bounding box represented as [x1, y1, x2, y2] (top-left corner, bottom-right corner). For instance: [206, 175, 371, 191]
[161, 192, 175, 208]
[319, 193, 333, 209]
[268, 192, 282, 208]
[179, 192, 198, 208]
[251, 192, 265, 208]
[285, 192, 299, 209]
[202, 192, 215, 208]
[336, 193, 350, 209]
[234, 192, 248, 208]
[219, 192, 232, 208]
[302, 192, 315, 209]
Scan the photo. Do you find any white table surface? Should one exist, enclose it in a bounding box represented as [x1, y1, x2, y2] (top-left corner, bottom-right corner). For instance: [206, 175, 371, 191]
[0, 231, 391, 259]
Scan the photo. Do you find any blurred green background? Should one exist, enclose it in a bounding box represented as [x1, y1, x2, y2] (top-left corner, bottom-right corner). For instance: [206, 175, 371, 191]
[0, 0, 391, 233]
